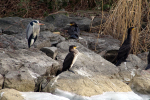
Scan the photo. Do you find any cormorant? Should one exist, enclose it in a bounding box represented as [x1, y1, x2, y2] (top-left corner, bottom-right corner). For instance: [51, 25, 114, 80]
[113, 27, 135, 66]
[145, 51, 150, 70]
[67, 22, 80, 39]
[26, 20, 44, 48]
[56, 45, 79, 76]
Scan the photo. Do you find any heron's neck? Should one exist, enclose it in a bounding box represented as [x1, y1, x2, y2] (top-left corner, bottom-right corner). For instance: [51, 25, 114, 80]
[33, 25, 40, 36]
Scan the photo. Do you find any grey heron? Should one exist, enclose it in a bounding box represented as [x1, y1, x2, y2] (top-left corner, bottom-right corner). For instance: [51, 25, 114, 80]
[26, 20, 44, 48]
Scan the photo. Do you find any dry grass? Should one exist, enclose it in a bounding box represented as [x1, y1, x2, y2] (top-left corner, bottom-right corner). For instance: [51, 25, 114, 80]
[101, 0, 150, 54]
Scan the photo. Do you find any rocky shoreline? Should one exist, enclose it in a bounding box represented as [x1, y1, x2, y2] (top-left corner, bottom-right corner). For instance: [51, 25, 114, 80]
[0, 13, 149, 100]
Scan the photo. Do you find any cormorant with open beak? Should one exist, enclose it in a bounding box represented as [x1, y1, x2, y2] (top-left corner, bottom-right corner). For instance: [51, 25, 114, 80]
[67, 22, 80, 39]
[113, 27, 135, 66]
[26, 20, 44, 48]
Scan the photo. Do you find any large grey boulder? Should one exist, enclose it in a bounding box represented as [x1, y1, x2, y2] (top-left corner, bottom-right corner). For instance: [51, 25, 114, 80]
[0, 17, 55, 35]
[0, 31, 65, 50]
[4, 67, 35, 92]
[43, 73, 132, 96]
[83, 34, 120, 53]
[40, 47, 58, 59]
[115, 54, 147, 83]
[41, 31, 65, 46]
[0, 89, 24, 100]
[40, 41, 133, 96]
[129, 70, 150, 94]
[0, 48, 60, 91]
[56, 41, 119, 76]
[45, 14, 91, 32]
[66, 32, 120, 55]
[0, 49, 59, 76]
[137, 52, 148, 63]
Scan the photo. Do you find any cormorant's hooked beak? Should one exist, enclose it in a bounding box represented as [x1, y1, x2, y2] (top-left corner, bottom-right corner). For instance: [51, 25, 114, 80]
[73, 46, 77, 49]
[74, 46, 79, 49]
[38, 23, 45, 25]
[76, 46, 79, 48]
[133, 27, 137, 30]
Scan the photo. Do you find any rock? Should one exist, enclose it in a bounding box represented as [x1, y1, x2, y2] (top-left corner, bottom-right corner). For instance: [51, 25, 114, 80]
[0, 17, 24, 35]
[41, 31, 65, 46]
[34, 39, 51, 49]
[72, 32, 120, 54]
[4, 67, 35, 92]
[0, 89, 24, 100]
[0, 74, 4, 89]
[116, 54, 147, 83]
[0, 17, 55, 35]
[40, 41, 132, 96]
[0, 49, 59, 76]
[56, 41, 119, 76]
[0, 17, 58, 50]
[130, 70, 150, 93]
[92, 17, 106, 26]
[45, 14, 69, 28]
[0, 48, 60, 91]
[118, 54, 146, 70]
[137, 52, 148, 63]
[65, 38, 89, 48]
[45, 14, 92, 32]
[85, 35, 120, 52]
[0, 31, 64, 50]
[43, 73, 131, 96]
[71, 17, 91, 32]
[40, 47, 58, 59]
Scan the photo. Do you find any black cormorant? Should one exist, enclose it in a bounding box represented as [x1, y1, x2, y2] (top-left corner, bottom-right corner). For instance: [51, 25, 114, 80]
[26, 20, 44, 48]
[56, 45, 79, 76]
[113, 27, 135, 66]
[145, 51, 150, 70]
[67, 22, 80, 39]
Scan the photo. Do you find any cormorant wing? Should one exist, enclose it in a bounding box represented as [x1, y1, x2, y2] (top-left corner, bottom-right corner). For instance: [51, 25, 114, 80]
[68, 26, 80, 36]
[118, 44, 131, 53]
[26, 23, 33, 39]
[75, 26, 80, 36]
[62, 52, 74, 71]
[68, 26, 75, 35]
[117, 41, 131, 59]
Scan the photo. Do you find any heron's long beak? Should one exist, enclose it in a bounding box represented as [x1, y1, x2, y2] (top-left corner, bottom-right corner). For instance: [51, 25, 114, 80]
[38, 23, 45, 25]
[67, 24, 73, 26]
[67, 24, 70, 26]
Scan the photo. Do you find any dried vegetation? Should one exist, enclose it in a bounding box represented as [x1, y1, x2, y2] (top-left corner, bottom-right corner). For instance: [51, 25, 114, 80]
[101, 0, 150, 54]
